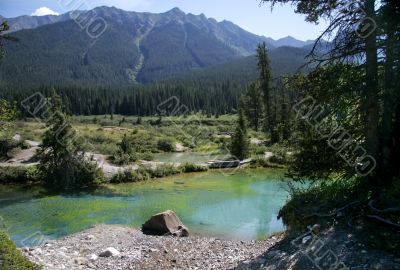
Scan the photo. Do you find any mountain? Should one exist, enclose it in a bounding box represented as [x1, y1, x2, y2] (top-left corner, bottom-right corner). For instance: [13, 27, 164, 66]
[3, 12, 81, 33]
[265, 36, 315, 48]
[0, 7, 309, 87]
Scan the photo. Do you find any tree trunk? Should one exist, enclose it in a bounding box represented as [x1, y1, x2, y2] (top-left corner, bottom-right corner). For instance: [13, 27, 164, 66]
[381, 3, 397, 186]
[363, 0, 380, 184]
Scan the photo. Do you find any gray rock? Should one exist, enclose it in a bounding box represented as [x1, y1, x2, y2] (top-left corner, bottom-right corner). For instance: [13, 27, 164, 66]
[99, 247, 120, 257]
[142, 210, 189, 237]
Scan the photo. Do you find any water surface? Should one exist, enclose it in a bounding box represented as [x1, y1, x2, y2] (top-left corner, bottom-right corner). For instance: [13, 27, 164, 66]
[0, 169, 290, 246]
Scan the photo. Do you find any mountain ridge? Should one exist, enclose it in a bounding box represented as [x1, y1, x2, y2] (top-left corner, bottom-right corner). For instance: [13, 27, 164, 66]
[0, 6, 311, 87]
[2, 6, 315, 49]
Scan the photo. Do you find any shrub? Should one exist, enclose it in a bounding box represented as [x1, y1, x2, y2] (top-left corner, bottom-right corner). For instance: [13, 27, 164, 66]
[0, 230, 39, 270]
[148, 164, 181, 178]
[110, 169, 149, 183]
[280, 179, 360, 229]
[110, 164, 182, 183]
[249, 158, 271, 168]
[0, 166, 39, 184]
[180, 163, 208, 173]
[139, 152, 154, 161]
[110, 153, 138, 165]
[156, 139, 175, 152]
[0, 139, 19, 161]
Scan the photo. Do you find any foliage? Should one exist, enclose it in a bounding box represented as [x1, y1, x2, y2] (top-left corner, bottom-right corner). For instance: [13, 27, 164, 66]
[241, 81, 263, 131]
[279, 178, 361, 229]
[110, 169, 150, 183]
[262, 0, 400, 189]
[148, 164, 181, 178]
[230, 110, 249, 160]
[180, 163, 208, 173]
[0, 230, 39, 270]
[257, 42, 279, 143]
[0, 99, 16, 124]
[249, 158, 272, 168]
[110, 133, 158, 165]
[110, 162, 208, 183]
[0, 166, 39, 184]
[156, 138, 175, 152]
[37, 93, 105, 189]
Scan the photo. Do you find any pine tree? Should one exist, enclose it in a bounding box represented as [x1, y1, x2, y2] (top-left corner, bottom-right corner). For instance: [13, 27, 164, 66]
[241, 81, 263, 131]
[37, 93, 104, 189]
[230, 110, 249, 160]
[257, 42, 278, 143]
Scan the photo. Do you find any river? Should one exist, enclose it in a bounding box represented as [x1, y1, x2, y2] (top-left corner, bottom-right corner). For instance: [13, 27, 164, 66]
[0, 168, 290, 247]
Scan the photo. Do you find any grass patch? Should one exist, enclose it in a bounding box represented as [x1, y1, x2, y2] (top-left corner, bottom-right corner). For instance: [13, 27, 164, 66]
[0, 231, 39, 270]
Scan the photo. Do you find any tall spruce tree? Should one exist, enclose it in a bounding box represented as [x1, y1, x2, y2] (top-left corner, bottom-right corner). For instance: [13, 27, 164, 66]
[241, 81, 263, 131]
[230, 110, 250, 160]
[257, 42, 278, 143]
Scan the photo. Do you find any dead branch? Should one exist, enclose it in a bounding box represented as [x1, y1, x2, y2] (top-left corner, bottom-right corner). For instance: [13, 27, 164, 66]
[302, 200, 361, 219]
[366, 215, 400, 230]
[368, 200, 400, 214]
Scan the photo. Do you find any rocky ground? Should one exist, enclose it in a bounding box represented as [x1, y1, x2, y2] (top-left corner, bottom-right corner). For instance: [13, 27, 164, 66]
[21, 225, 281, 270]
[21, 224, 400, 270]
[235, 225, 400, 270]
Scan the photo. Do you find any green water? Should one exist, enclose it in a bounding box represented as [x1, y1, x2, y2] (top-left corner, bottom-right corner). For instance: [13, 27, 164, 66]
[0, 169, 290, 247]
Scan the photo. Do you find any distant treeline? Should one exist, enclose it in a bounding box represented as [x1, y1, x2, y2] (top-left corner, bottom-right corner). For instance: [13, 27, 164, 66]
[0, 82, 241, 116]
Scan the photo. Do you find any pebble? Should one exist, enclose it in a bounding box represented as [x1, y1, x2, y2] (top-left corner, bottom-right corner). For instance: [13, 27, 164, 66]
[89, 254, 98, 261]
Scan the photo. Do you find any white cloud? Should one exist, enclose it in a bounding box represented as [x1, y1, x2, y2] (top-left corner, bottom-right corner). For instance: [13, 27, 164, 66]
[31, 7, 60, 17]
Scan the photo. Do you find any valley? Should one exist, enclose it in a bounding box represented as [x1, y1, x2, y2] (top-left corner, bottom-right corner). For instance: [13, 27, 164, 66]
[1, 1, 399, 270]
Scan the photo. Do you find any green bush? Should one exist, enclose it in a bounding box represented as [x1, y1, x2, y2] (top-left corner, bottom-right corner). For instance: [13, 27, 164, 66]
[156, 139, 175, 152]
[0, 166, 39, 184]
[148, 164, 181, 178]
[249, 158, 271, 168]
[110, 153, 138, 165]
[110, 169, 150, 183]
[0, 139, 21, 161]
[180, 163, 208, 173]
[139, 152, 154, 161]
[280, 179, 360, 229]
[0, 230, 39, 270]
[110, 164, 182, 183]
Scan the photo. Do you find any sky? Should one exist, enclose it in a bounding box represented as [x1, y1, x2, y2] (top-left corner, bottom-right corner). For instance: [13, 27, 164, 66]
[0, 0, 328, 40]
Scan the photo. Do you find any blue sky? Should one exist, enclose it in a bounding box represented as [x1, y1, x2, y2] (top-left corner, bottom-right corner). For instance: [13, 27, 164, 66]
[0, 0, 328, 40]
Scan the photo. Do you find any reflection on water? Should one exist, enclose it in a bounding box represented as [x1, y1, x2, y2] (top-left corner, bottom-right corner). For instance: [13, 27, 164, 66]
[0, 169, 290, 246]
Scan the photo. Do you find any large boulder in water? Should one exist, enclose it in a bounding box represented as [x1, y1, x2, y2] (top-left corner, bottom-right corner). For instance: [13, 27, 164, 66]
[142, 210, 189, 237]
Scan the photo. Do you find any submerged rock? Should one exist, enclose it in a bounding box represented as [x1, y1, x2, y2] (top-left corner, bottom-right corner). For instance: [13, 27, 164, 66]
[142, 210, 189, 237]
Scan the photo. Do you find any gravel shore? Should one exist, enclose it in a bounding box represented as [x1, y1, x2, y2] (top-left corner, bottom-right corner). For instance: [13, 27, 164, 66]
[21, 224, 281, 270]
[22, 224, 400, 270]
